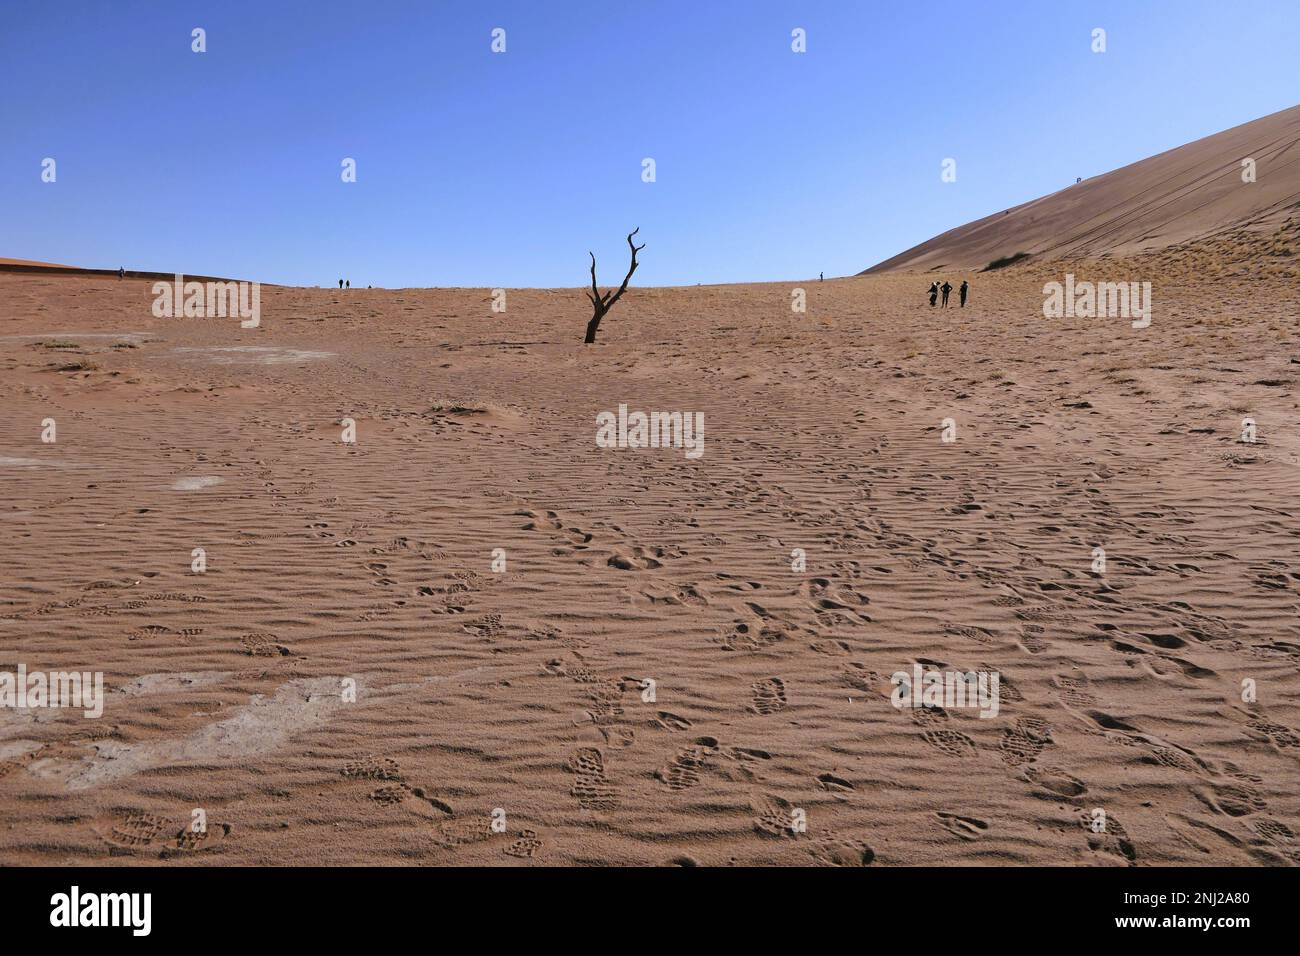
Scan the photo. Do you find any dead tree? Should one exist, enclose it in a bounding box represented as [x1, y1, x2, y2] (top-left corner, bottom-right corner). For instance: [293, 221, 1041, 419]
[584, 228, 645, 344]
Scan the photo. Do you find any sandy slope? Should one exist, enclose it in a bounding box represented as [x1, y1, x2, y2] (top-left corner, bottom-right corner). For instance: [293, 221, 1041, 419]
[0, 240, 1297, 866]
[0, 258, 76, 269]
[863, 104, 1300, 274]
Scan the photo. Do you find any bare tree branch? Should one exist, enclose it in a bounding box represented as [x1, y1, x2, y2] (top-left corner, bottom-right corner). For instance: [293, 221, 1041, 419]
[583, 228, 644, 344]
[588, 252, 600, 308]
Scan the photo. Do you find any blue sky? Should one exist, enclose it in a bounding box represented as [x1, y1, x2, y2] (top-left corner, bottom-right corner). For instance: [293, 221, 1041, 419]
[2, 0, 1296, 287]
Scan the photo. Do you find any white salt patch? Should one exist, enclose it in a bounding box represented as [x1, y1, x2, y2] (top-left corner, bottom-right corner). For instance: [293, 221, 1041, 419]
[0, 332, 153, 343]
[29, 676, 360, 791]
[0, 456, 76, 469]
[172, 346, 334, 365]
[171, 476, 223, 490]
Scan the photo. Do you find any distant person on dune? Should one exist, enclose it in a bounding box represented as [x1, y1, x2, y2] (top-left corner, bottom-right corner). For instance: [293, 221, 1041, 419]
[928, 281, 939, 307]
[346, 280, 350, 289]
[338, 279, 343, 289]
[118, 267, 125, 279]
[959, 280, 969, 307]
[941, 281, 953, 307]
[819, 272, 823, 282]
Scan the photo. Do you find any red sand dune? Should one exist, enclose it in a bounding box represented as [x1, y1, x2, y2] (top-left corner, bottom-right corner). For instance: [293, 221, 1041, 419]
[863, 104, 1300, 274]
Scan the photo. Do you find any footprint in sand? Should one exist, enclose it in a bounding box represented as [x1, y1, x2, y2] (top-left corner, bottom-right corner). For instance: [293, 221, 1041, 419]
[600, 725, 636, 748]
[143, 591, 206, 604]
[567, 747, 619, 810]
[642, 584, 709, 606]
[433, 816, 497, 848]
[167, 823, 232, 854]
[607, 546, 663, 571]
[999, 716, 1054, 767]
[241, 632, 291, 657]
[653, 711, 693, 731]
[808, 837, 875, 866]
[1018, 624, 1049, 654]
[817, 772, 854, 793]
[656, 737, 721, 791]
[1197, 782, 1267, 818]
[1254, 819, 1295, 854]
[713, 621, 786, 653]
[752, 793, 804, 839]
[1080, 810, 1137, 863]
[981, 665, 1023, 701]
[1147, 745, 1204, 774]
[1053, 672, 1097, 707]
[750, 678, 787, 715]
[127, 624, 172, 641]
[1021, 765, 1088, 798]
[93, 812, 232, 855]
[369, 783, 415, 805]
[841, 662, 884, 694]
[945, 624, 996, 645]
[582, 679, 626, 721]
[503, 829, 544, 859]
[936, 811, 989, 841]
[922, 728, 978, 758]
[341, 756, 404, 781]
[93, 811, 169, 850]
[1247, 714, 1300, 750]
[462, 614, 505, 640]
[522, 623, 587, 649]
[909, 704, 949, 726]
[808, 579, 872, 622]
[515, 509, 563, 532]
[810, 639, 852, 656]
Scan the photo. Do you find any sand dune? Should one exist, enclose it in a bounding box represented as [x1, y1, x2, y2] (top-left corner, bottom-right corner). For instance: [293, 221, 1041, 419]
[0, 258, 76, 269]
[0, 225, 1296, 865]
[863, 104, 1300, 274]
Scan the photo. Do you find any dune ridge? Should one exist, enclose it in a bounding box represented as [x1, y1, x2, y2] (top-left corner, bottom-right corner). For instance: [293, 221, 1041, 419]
[863, 104, 1300, 274]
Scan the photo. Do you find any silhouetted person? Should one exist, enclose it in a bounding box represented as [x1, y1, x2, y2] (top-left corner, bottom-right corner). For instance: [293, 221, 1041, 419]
[118, 267, 125, 279]
[928, 282, 939, 307]
[346, 280, 350, 289]
[819, 272, 824, 282]
[959, 280, 969, 307]
[338, 279, 343, 289]
[941, 281, 953, 307]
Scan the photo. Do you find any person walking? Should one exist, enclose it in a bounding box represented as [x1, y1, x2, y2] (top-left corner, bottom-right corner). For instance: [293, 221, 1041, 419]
[940, 280, 953, 307]
[928, 281, 939, 307]
[338, 279, 344, 289]
[117, 267, 125, 279]
[959, 280, 969, 307]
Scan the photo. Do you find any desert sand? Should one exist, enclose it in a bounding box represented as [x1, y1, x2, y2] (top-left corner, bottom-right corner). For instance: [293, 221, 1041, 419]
[0, 227, 1297, 866]
[2, 102, 1299, 865]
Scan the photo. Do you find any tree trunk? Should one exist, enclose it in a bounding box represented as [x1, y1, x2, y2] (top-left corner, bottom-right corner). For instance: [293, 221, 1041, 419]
[582, 229, 644, 344]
